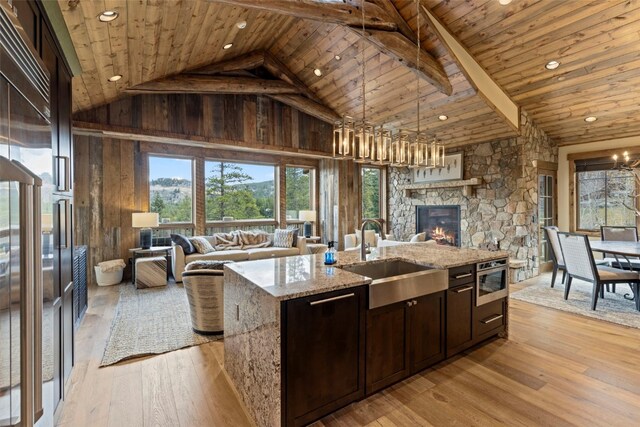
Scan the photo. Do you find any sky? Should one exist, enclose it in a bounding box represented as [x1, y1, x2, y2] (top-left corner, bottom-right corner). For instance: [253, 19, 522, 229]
[148, 156, 275, 182]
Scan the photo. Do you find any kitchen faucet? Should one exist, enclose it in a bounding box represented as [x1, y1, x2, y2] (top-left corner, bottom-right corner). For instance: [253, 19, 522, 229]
[360, 219, 386, 261]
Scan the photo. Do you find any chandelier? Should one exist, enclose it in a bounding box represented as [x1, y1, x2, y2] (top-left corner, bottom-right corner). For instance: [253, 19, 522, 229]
[333, 0, 445, 168]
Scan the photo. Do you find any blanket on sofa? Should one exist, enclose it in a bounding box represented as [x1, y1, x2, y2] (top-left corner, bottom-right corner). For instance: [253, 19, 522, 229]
[213, 230, 271, 251]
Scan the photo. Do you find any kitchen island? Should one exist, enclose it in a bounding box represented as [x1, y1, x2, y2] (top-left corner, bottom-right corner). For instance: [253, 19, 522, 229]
[224, 243, 509, 427]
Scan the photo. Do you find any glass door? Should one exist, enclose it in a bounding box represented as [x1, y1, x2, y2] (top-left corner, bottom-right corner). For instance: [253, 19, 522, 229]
[539, 170, 557, 272]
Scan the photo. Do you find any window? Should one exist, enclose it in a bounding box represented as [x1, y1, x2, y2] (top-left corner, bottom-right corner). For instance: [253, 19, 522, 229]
[285, 166, 315, 220]
[362, 167, 382, 219]
[149, 156, 193, 224]
[577, 169, 636, 231]
[205, 161, 276, 221]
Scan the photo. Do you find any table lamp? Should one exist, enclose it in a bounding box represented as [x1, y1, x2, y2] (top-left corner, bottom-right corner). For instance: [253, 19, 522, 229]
[298, 210, 316, 238]
[132, 212, 159, 249]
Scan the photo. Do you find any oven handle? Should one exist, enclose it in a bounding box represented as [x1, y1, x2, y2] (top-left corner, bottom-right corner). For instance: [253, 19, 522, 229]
[477, 265, 508, 276]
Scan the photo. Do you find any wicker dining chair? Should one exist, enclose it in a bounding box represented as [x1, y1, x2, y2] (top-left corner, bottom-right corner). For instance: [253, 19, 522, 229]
[557, 232, 640, 311]
[544, 226, 566, 288]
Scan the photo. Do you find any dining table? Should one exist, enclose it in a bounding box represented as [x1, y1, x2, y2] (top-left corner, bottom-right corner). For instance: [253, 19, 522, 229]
[590, 240, 640, 308]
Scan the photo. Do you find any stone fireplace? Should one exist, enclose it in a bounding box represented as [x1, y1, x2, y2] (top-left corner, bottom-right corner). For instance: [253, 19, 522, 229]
[416, 205, 460, 246]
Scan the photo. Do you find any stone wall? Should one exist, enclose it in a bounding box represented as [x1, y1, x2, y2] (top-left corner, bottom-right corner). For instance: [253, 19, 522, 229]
[388, 113, 557, 280]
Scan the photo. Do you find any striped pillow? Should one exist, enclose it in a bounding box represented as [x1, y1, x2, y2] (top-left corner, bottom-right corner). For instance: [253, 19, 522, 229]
[273, 229, 296, 248]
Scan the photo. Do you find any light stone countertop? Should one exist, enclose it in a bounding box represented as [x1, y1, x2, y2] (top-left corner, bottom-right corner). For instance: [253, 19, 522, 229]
[225, 242, 509, 301]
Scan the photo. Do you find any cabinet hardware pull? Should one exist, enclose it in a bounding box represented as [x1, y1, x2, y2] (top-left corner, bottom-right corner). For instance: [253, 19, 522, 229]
[412, 300, 417, 306]
[406, 301, 413, 307]
[453, 286, 473, 293]
[310, 293, 355, 306]
[481, 314, 504, 324]
[454, 273, 472, 279]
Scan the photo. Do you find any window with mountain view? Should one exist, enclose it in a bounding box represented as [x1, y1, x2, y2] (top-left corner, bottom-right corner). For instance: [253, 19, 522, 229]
[362, 167, 382, 220]
[285, 167, 315, 220]
[205, 161, 276, 221]
[577, 169, 636, 231]
[149, 156, 193, 224]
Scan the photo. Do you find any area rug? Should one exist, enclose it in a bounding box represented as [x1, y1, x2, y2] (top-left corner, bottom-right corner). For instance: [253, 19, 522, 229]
[100, 282, 222, 367]
[511, 277, 640, 329]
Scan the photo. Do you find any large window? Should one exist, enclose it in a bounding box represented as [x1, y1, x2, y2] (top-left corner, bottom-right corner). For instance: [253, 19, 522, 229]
[577, 169, 636, 231]
[285, 166, 315, 220]
[149, 156, 193, 224]
[362, 167, 383, 219]
[205, 161, 276, 221]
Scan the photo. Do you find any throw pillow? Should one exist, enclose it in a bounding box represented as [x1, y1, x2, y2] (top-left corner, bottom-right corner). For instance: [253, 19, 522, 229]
[190, 236, 215, 254]
[273, 228, 296, 248]
[171, 233, 195, 255]
[409, 232, 427, 243]
[354, 229, 377, 247]
[286, 227, 299, 247]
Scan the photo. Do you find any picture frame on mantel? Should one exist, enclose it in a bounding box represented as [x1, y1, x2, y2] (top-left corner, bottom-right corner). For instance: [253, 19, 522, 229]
[413, 153, 464, 183]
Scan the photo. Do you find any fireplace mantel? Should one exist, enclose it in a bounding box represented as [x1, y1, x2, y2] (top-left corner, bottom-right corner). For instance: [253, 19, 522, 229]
[400, 177, 482, 197]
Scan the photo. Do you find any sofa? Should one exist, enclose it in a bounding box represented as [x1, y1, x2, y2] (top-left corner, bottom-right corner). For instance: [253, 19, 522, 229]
[343, 231, 431, 251]
[172, 233, 307, 282]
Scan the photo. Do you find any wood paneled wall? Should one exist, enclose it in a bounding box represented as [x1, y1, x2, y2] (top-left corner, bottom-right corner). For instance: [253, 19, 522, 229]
[74, 93, 334, 155]
[73, 93, 328, 286]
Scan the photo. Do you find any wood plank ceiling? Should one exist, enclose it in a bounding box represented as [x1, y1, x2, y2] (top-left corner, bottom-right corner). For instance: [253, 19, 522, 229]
[59, 0, 640, 147]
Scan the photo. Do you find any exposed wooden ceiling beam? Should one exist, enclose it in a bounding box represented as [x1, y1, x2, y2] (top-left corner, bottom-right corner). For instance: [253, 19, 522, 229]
[209, 0, 397, 31]
[210, 0, 451, 96]
[262, 52, 323, 104]
[363, 29, 452, 96]
[190, 50, 267, 75]
[126, 75, 301, 95]
[268, 94, 341, 123]
[370, 0, 417, 44]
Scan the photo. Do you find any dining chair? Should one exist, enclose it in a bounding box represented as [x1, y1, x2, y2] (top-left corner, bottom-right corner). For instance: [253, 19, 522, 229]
[557, 232, 640, 311]
[543, 226, 566, 288]
[600, 225, 640, 270]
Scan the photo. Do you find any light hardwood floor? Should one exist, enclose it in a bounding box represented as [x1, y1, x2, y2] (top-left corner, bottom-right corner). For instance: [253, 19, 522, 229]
[57, 274, 640, 427]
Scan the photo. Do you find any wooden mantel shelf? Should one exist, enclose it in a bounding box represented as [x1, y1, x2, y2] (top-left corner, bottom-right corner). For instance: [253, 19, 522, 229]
[400, 178, 482, 197]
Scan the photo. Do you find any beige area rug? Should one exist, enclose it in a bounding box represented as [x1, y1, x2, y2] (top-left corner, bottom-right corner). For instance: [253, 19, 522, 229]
[100, 282, 222, 367]
[0, 304, 54, 389]
[511, 276, 640, 328]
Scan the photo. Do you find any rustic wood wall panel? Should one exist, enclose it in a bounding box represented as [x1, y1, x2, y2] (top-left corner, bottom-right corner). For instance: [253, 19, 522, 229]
[74, 93, 334, 155]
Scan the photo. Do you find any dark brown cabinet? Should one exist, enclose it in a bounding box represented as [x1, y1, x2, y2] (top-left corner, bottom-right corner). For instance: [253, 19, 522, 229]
[282, 286, 366, 427]
[446, 264, 476, 357]
[366, 291, 445, 395]
[474, 297, 506, 341]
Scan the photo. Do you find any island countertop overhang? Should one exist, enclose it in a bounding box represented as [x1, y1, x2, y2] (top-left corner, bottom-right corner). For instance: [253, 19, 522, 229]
[224, 242, 510, 301]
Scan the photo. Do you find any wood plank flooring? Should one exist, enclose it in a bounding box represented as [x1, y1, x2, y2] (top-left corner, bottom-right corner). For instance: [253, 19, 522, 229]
[57, 274, 640, 427]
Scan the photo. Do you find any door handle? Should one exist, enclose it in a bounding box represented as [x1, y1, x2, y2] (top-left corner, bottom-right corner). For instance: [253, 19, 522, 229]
[454, 273, 472, 279]
[309, 292, 355, 306]
[453, 286, 473, 293]
[481, 314, 504, 324]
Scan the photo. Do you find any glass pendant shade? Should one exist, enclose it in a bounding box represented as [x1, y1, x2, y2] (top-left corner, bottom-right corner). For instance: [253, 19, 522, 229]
[389, 131, 409, 166]
[373, 127, 391, 165]
[354, 123, 375, 163]
[429, 139, 445, 168]
[333, 116, 355, 159]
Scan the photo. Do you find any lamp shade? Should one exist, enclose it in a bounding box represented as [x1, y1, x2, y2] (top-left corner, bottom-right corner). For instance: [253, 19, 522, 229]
[132, 212, 159, 228]
[298, 210, 316, 222]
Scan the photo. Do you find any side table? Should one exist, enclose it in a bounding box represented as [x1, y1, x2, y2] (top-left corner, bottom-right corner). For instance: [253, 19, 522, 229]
[307, 243, 328, 255]
[129, 246, 172, 283]
[304, 236, 321, 243]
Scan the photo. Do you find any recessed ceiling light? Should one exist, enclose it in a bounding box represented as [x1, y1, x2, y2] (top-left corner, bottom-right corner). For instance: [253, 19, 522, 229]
[584, 116, 597, 123]
[545, 60, 560, 70]
[335, 55, 341, 61]
[438, 115, 448, 121]
[313, 68, 322, 77]
[108, 74, 122, 82]
[98, 10, 119, 22]
[236, 21, 247, 29]
[223, 43, 233, 50]
[498, 0, 512, 5]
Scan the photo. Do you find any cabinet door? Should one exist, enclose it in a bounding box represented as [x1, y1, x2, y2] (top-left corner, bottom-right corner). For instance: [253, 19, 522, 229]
[446, 284, 475, 357]
[410, 291, 445, 373]
[284, 286, 366, 427]
[366, 301, 410, 394]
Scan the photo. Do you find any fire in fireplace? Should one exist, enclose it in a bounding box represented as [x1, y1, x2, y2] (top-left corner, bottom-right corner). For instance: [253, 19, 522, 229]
[416, 205, 461, 247]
